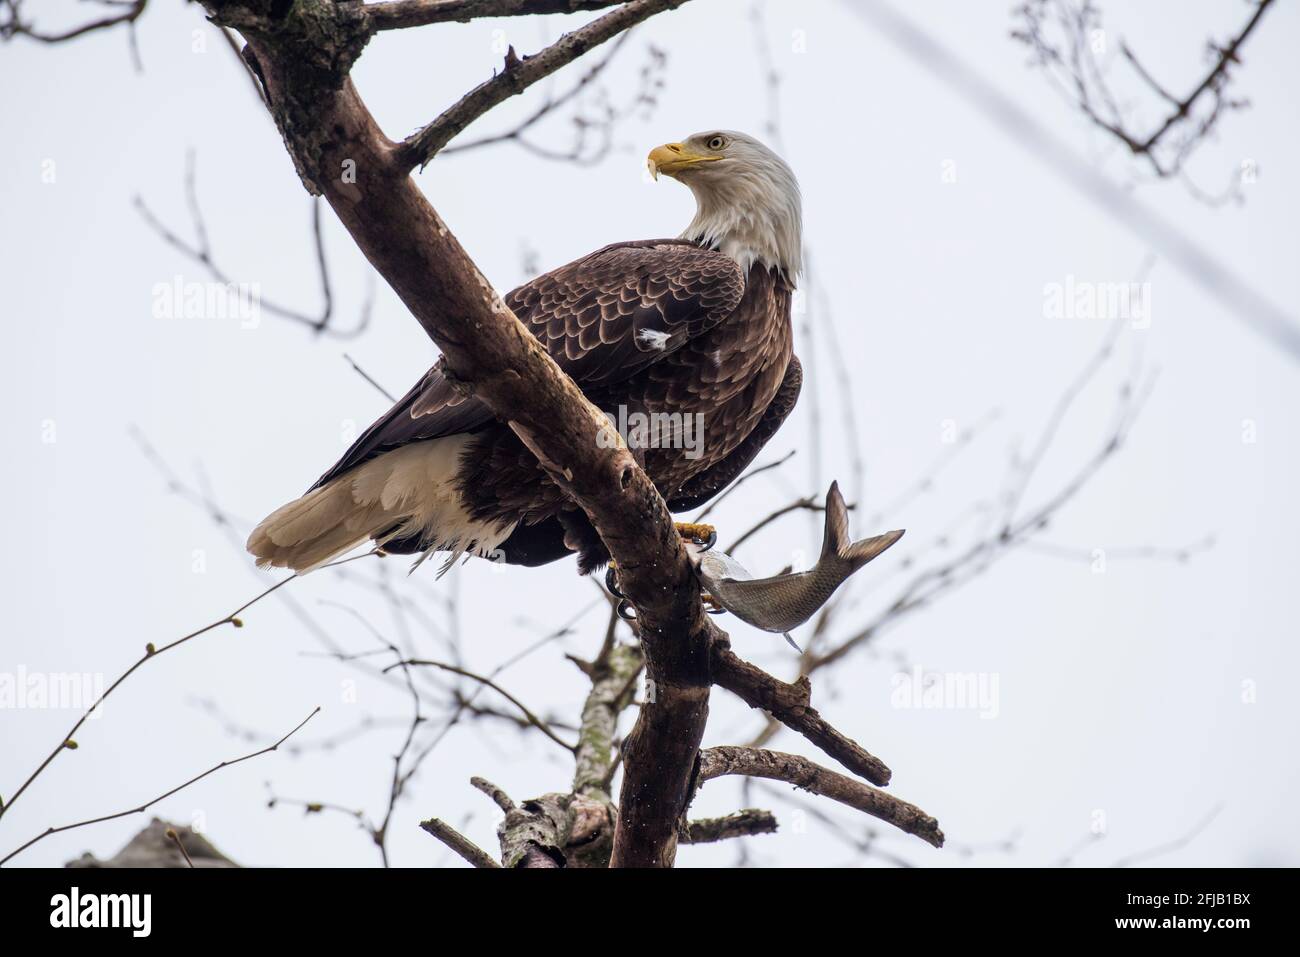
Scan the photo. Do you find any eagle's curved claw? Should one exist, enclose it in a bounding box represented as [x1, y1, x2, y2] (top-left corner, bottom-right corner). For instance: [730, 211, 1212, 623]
[616, 598, 638, 621]
[703, 593, 727, 615]
[604, 564, 624, 600]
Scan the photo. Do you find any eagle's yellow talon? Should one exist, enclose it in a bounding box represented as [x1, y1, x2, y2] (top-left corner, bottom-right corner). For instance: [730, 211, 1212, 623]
[674, 522, 716, 547]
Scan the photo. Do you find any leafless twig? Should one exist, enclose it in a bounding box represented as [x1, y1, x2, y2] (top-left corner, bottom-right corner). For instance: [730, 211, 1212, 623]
[443, 30, 666, 166]
[398, 0, 691, 170]
[164, 826, 195, 868]
[0, 575, 297, 824]
[134, 152, 374, 338]
[387, 658, 578, 752]
[1, 707, 319, 865]
[1011, 0, 1274, 198]
[1, 0, 148, 70]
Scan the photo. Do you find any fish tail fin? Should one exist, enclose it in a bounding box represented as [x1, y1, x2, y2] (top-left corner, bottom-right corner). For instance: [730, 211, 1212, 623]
[842, 529, 906, 570]
[821, 481, 905, 572]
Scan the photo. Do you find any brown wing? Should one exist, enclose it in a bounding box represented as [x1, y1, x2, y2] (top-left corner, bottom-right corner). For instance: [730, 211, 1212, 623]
[310, 241, 745, 490]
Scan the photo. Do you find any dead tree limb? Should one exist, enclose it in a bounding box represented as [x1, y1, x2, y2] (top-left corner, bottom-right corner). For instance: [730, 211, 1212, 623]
[368, 0, 629, 32]
[681, 809, 777, 844]
[1012, 0, 1275, 184]
[201, 0, 709, 869]
[419, 817, 502, 868]
[711, 638, 892, 787]
[0, 0, 147, 44]
[696, 746, 944, 849]
[397, 0, 689, 169]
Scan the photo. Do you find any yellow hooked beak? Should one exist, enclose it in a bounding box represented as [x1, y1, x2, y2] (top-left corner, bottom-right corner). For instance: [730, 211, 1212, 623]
[647, 142, 722, 180]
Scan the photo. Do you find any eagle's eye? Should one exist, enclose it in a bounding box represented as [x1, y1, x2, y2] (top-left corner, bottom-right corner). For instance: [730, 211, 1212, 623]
[706, 135, 727, 151]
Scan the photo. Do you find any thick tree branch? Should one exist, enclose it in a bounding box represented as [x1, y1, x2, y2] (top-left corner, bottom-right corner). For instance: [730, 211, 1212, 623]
[711, 638, 892, 787]
[368, 0, 628, 31]
[474, 784, 615, 868]
[204, 0, 707, 869]
[572, 642, 642, 799]
[396, 0, 690, 169]
[696, 747, 944, 849]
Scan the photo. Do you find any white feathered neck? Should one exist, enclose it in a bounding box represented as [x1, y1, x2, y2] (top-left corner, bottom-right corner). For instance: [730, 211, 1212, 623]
[678, 135, 803, 283]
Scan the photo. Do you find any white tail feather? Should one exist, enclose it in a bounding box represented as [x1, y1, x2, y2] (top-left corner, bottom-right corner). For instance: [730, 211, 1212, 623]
[246, 435, 516, 574]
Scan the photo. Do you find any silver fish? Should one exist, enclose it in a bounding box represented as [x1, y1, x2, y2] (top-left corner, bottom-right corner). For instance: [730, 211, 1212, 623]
[693, 482, 903, 649]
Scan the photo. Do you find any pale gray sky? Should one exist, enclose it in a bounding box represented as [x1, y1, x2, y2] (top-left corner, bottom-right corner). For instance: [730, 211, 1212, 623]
[2, 0, 1297, 867]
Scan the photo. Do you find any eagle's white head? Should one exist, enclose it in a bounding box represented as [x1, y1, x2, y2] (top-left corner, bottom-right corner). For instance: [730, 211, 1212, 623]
[648, 130, 803, 283]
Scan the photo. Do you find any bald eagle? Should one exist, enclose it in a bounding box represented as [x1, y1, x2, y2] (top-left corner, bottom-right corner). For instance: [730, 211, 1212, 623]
[247, 131, 803, 575]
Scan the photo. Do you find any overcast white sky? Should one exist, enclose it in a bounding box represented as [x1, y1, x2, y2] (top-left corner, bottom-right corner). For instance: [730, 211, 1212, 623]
[2, 0, 1297, 868]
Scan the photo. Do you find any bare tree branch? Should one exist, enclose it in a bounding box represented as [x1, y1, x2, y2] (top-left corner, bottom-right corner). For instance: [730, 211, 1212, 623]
[572, 642, 642, 798]
[387, 658, 577, 752]
[397, 0, 690, 169]
[419, 817, 501, 867]
[1, 0, 146, 46]
[711, 638, 892, 787]
[692, 450, 795, 522]
[0, 574, 297, 824]
[681, 808, 777, 844]
[368, 0, 628, 32]
[134, 153, 374, 338]
[841, 0, 1300, 358]
[471, 776, 517, 813]
[1, 707, 319, 865]
[696, 746, 943, 848]
[1012, 0, 1274, 182]
[441, 30, 665, 166]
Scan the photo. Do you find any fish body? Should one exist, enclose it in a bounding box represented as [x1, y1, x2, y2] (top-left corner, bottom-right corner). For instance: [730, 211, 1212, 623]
[694, 482, 903, 638]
